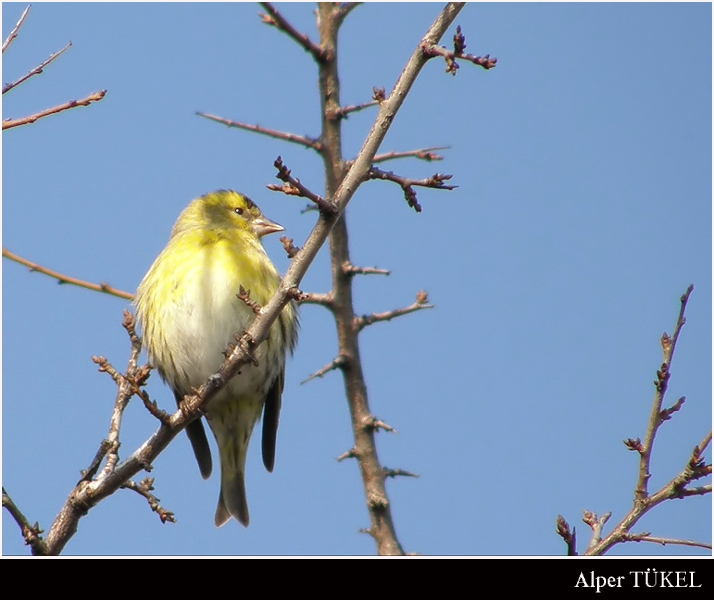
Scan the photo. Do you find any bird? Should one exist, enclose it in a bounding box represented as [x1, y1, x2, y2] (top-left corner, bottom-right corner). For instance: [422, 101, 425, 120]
[134, 189, 298, 527]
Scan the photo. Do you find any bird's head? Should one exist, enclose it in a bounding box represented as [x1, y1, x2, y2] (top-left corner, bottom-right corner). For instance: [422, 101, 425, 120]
[173, 190, 284, 239]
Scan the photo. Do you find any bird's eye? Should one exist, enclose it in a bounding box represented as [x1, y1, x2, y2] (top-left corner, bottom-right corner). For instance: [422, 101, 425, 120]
[234, 207, 244, 216]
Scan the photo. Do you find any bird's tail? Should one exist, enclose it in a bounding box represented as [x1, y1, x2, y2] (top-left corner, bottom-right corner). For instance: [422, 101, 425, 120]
[214, 435, 250, 527]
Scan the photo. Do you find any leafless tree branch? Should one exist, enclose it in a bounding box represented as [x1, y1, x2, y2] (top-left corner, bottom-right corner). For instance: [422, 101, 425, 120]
[2, 5, 31, 54]
[267, 156, 337, 213]
[258, 2, 327, 61]
[196, 111, 324, 153]
[556, 515, 578, 556]
[421, 25, 498, 74]
[2, 487, 49, 556]
[621, 533, 712, 551]
[568, 285, 712, 556]
[121, 478, 176, 524]
[2, 247, 134, 300]
[2, 89, 107, 130]
[367, 167, 456, 212]
[3, 41, 72, 94]
[356, 291, 434, 331]
[371, 146, 448, 164]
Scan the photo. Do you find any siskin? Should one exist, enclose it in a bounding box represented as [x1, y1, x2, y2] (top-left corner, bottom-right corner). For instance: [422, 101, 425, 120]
[135, 190, 298, 527]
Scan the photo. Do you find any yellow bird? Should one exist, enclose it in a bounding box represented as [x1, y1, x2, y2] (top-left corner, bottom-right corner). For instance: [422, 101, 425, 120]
[135, 190, 298, 527]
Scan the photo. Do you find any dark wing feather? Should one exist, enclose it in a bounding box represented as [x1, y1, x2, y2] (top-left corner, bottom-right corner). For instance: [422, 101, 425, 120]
[174, 391, 212, 479]
[261, 370, 284, 473]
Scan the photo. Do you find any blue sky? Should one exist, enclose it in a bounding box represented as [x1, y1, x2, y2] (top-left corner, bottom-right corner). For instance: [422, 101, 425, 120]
[2, 3, 711, 556]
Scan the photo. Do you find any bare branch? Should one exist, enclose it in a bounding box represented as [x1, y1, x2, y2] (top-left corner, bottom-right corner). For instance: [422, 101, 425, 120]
[2, 5, 31, 54]
[366, 417, 397, 433]
[237, 285, 262, 315]
[2, 487, 49, 556]
[621, 533, 712, 551]
[298, 291, 334, 308]
[121, 478, 176, 524]
[577, 287, 711, 556]
[2, 89, 107, 130]
[279, 236, 300, 258]
[327, 99, 378, 121]
[383, 468, 418, 479]
[196, 111, 324, 153]
[583, 511, 612, 553]
[371, 146, 448, 164]
[267, 156, 337, 214]
[367, 166, 456, 212]
[356, 291, 434, 331]
[301, 354, 347, 384]
[2, 247, 134, 300]
[258, 2, 327, 62]
[3, 41, 72, 95]
[342, 262, 390, 277]
[556, 515, 578, 556]
[420, 25, 498, 74]
[337, 449, 356, 462]
[636, 284, 694, 499]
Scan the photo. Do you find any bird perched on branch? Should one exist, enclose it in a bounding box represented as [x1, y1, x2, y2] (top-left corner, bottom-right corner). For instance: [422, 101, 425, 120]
[135, 189, 298, 527]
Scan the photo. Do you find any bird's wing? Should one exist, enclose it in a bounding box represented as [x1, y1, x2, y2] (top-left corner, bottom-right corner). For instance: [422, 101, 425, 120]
[261, 369, 284, 473]
[175, 391, 213, 479]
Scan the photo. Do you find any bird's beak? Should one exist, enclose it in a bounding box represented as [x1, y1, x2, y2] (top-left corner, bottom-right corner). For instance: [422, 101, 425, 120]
[251, 216, 285, 238]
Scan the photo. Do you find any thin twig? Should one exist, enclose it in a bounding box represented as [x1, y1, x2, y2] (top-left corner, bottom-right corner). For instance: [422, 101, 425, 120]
[367, 166, 456, 212]
[237, 285, 263, 315]
[196, 111, 324, 153]
[279, 236, 300, 258]
[342, 262, 390, 277]
[371, 146, 448, 164]
[267, 156, 337, 214]
[383, 468, 418, 479]
[583, 511, 612, 553]
[121, 478, 176, 524]
[621, 533, 712, 550]
[2, 5, 31, 54]
[420, 25, 498, 74]
[3, 41, 72, 95]
[2, 247, 133, 300]
[355, 291, 434, 331]
[301, 354, 347, 384]
[636, 284, 694, 499]
[2, 487, 49, 555]
[2, 89, 107, 130]
[258, 2, 327, 62]
[327, 99, 378, 121]
[556, 515, 578, 556]
[298, 291, 335, 308]
[580, 286, 712, 556]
